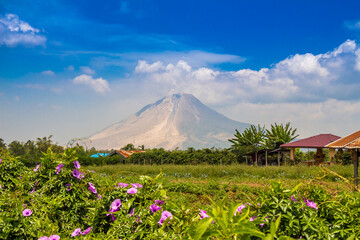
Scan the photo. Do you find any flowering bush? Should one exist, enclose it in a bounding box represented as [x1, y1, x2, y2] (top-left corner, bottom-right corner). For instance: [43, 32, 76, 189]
[255, 181, 360, 239]
[1, 148, 360, 239]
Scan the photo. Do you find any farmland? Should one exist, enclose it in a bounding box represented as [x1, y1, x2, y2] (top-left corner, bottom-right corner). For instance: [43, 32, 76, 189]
[1, 148, 360, 239]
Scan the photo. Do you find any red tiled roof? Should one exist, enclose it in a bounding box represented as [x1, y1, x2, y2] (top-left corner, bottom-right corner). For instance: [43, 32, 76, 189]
[326, 130, 360, 148]
[280, 134, 341, 148]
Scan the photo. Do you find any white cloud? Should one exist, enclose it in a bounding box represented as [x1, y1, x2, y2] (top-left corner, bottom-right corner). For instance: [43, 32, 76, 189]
[0, 13, 46, 47]
[220, 99, 360, 139]
[73, 74, 110, 94]
[135, 60, 165, 73]
[90, 50, 245, 70]
[80, 66, 95, 75]
[41, 70, 55, 75]
[131, 39, 360, 105]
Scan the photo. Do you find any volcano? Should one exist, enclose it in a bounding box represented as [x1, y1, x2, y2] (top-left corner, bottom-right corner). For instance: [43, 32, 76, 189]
[85, 93, 250, 150]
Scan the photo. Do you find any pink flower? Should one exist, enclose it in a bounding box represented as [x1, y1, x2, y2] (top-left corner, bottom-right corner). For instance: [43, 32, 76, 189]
[30, 187, 35, 194]
[82, 227, 92, 235]
[22, 208, 32, 217]
[34, 164, 40, 172]
[158, 211, 173, 226]
[199, 210, 210, 219]
[131, 183, 143, 188]
[127, 187, 137, 194]
[291, 195, 296, 201]
[154, 199, 165, 205]
[111, 199, 122, 211]
[88, 182, 97, 194]
[56, 164, 64, 174]
[306, 199, 318, 210]
[38, 237, 48, 240]
[118, 183, 129, 188]
[129, 208, 135, 217]
[234, 203, 249, 216]
[72, 169, 80, 179]
[250, 216, 257, 221]
[0, 158, 2, 164]
[73, 161, 80, 169]
[150, 204, 161, 213]
[49, 235, 60, 240]
[97, 194, 102, 200]
[71, 228, 82, 237]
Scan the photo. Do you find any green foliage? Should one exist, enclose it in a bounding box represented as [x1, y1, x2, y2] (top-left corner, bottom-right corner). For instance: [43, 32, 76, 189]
[1, 150, 360, 239]
[0, 138, 7, 149]
[229, 124, 266, 151]
[256, 181, 360, 239]
[127, 148, 240, 165]
[7, 136, 64, 167]
[0, 148, 26, 191]
[265, 123, 299, 149]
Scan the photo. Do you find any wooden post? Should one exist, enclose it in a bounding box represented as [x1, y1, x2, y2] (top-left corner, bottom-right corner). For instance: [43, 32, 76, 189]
[290, 148, 295, 164]
[352, 149, 359, 188]
[329, 148, 336, 165]
[265, 150, 268, 167]
[245, 156, 248, 165]
[277, 152, 281, 166]
[255, 152, 258, 166]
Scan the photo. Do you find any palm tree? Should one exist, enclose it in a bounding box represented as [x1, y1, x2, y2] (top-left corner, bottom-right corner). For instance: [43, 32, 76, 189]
[229, 124, 266, 151]
[265, 122, 298, 149]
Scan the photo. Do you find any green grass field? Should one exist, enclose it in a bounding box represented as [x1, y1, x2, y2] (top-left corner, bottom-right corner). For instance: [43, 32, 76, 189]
[87, 164, 357, 207]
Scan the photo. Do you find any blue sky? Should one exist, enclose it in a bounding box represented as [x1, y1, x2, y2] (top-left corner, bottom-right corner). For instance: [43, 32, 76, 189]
[1, 0, 360, 145]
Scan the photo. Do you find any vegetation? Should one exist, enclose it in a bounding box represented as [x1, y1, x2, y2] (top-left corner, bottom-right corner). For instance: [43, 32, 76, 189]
[1, 148, 360, 239]
[229, 122, 299, 151]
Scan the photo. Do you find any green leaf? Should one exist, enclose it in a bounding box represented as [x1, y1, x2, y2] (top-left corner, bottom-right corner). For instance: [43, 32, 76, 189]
[192, 217, 213, 240]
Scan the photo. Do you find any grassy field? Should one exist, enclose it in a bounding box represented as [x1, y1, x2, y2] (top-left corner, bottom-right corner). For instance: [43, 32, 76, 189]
[87, 164, 357, 207]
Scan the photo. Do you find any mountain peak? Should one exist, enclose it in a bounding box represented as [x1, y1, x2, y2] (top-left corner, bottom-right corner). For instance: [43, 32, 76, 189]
[87, 94, 250, 150]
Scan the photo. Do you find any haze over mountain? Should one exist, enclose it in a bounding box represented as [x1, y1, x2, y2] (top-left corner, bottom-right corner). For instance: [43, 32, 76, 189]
[85, 93, 250, 150]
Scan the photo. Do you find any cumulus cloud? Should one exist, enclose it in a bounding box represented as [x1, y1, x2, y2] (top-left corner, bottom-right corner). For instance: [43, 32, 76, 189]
[80, 66, 95, 75]
[214, 98, 360, 139]
[90, 50, 245, 70]
[0, 13, 46, 47]
[41, 70, 55, 75]
[131, 40, 360, 105]
[73, 74, 110, 94]
[135, 61, 165, 73]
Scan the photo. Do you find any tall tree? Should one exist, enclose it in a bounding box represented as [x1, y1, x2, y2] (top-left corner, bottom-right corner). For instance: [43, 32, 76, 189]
[229, 124, 266, 152]
[8, 140, 25, 156]
[265, 122, 299, 149]
[0, 138, 6, 149]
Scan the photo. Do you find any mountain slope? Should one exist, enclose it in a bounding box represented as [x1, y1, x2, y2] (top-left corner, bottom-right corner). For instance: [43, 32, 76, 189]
[86, 93, 250, 150]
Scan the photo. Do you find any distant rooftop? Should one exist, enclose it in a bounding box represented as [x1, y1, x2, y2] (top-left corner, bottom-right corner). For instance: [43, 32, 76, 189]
[326, 130, 360, 149]
[110, 150, 146, 158]
[280, 134, 341, 148]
